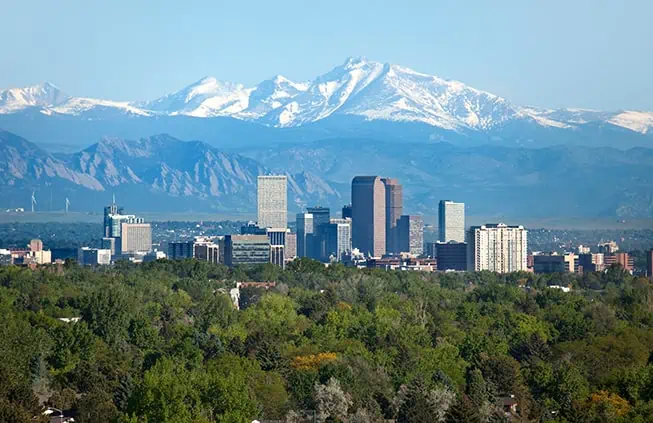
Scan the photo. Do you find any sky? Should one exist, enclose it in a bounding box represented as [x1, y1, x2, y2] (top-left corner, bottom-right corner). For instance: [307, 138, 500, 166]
[1, 0, 652, 110]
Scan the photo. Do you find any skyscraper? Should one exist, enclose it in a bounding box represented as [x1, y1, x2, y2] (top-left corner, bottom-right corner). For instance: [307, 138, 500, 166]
[397, 215, 423, 256]
[103, 197, 124, 237]
[351, 176, 386, 257]
[381, 178, 403, 254]
[467, 223, 528, 273]
[439, 200, 465, 243]
[257, 175, 287, 229]
[120, 223, 152, 254]
[342, 204, 352, 219]
[324, 218, 352, 262]
[307, 207, 330, 260]
[296, 212, 314, 258]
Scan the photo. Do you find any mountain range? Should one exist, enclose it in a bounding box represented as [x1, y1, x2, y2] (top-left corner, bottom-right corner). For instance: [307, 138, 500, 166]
[0, 57, 652, 151]
[1, 129, 652, 218]
[1, 57, 652, 218]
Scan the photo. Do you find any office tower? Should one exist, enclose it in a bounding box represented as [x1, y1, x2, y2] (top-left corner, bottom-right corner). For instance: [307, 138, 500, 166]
[120, 223, 152, 254]
[307, 207, 330, 260]
[285, 232, 297, 260]
[647, 249, 653, 280]
[397, 215, 424, 255]
[381, 178, 403, 254]
[257, 175, 287, 229]
[577, 253, 605, 273]
[296, 213, 314, 257]
[351, 176, 386, 258]
[78, 247, 112, 266]
[435, 242, 467, 271]
[224, 235, 270, 267]
[103, 198, 124, 237]
[29, 239, 43, 252]
[439, 200, 465, 243]
[324, 218, 352, 262]
[467, 223, 528, 273]
[168, 241, 195, 260]
[267, 228, 288, 268]
[342, 204, 352, 219]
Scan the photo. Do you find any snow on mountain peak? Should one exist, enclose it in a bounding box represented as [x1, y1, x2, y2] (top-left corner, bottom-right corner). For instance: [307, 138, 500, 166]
[0, 81, 69, 112]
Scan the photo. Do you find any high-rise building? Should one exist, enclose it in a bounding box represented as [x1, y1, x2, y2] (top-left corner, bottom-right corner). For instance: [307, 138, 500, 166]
[397, 215, 423, 256]
[324, 218, 352, 262]
[307, 207, 330, 260]
[120, 223, 152, 254]
[467, 223, 528, 273]
[241, 222, 267, 235]
[435, 242, 467, 271]
[109, 214, 144, 238]
[257, 175, 287, 229]
[103, 198, 124, 237]
[342, 204, 352, 219]
[224, 235, 270, 267]
[352, 176, 386, 258]
[296, 213, 314, 258]
[285, 232, 297, 261]
[381, 178, 403, 254]
[647, 249, 653, 280]
[439, 200, 465, 243]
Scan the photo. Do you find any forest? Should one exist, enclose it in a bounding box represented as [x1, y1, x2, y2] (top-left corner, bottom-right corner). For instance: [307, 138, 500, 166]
[2, 259, 653, 422]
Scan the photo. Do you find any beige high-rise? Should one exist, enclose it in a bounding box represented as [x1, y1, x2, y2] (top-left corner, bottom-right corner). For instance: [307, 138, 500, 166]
[257, 176, 287, 229]
[352, 176, 386, 258]
[120, 223, 152, 254]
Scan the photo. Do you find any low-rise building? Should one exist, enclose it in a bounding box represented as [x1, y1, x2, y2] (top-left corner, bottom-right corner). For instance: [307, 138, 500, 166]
[435, 242, 467, 271]
[224, 235, 270, 267]
[78, 247, 112, 266]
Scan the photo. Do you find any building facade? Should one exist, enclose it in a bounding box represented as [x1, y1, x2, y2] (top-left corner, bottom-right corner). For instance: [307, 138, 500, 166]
[120, 223, 152, 254]
[604, 252, 634, 273]
[577, 253, 605, 273]
[307, 207, 331, 260]
[296, 213, 314, 258]
[257, 175, 287, 229]
[532, 254, 575, 274]
[439, 200, 465, 243]
[342, 204, 352, 219]
[467, 224, 528, 273]
[168, 241, 195, 260]
[285, 232, 297, 261]
[381, 178, 403, 254]
[324, 218, 352, 262]
[436, 242, 467, 271]
[397, 215, 424, 256]
[352, 176, 386, 258]
[224, 235, 271, 267]
[78, 247, 112, 266]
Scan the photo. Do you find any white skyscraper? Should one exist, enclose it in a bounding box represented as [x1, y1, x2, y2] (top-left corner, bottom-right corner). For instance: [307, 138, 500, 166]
[439, 200, 465, 243]
[257, 175, 287, 229]
[467, 223, 528, 273]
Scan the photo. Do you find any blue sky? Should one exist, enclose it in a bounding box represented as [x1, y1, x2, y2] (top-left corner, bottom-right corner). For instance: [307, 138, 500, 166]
[2, 0, 652, 110]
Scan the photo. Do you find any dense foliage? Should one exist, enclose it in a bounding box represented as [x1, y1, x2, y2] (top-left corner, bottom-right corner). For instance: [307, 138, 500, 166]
[2, 259, 653, 422]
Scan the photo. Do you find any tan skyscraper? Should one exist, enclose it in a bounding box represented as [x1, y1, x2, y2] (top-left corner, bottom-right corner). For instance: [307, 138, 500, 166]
[257, 175, 287, 229]
[352, 176, 386, 257]
[381, 178, 403, 254]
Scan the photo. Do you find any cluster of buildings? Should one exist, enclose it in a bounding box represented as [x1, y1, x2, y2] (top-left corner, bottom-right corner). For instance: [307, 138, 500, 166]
[0, 239, 52, 267]
[530, 241, 642, 275]
[76, 199, 157, 265]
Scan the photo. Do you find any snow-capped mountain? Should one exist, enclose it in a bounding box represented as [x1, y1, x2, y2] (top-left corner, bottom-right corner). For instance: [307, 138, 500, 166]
[1, 57, 653, 138]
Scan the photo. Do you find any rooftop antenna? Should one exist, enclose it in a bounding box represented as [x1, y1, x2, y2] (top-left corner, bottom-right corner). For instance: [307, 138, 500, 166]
[31, 191, 37, 213]
[65, 197, 70, 213]
[112, 193, 116, 205]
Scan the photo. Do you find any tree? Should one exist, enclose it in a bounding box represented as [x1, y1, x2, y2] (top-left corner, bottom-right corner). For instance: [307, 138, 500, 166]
[314, 377, 352, 422]
[395, 379, 455, 423]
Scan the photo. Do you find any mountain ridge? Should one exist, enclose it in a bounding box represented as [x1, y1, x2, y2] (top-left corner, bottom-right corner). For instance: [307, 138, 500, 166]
[2, 58, 652, 137]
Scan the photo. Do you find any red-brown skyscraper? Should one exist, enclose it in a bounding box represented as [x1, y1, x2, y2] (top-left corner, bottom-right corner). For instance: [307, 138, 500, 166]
[352, 176, 386, 257]
[381, 178, 403, 254]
